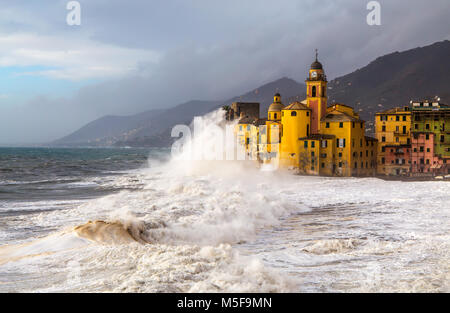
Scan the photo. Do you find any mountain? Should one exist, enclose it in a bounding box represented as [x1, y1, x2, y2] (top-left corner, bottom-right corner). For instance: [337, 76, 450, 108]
[327, 40, 450, 133]
[53, 40, 450, 147]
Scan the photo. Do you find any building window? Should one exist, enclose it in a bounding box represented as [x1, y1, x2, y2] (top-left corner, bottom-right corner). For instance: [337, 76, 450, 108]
[382, 157, 385, 164]
[396, 137, 399, 142]
[304, 141, 308, 148]
[339, 122, 343, 128]
[382, 146, 385, 152]
[339, 152, 342, 158]
[403, 116, 406, 121]
[426, 124, 430, 130]
[360, 151, 362, 157]
[274, 113, 277, 120]
[427, 148, 430, 152]
[414, 148, 417, 152]
[425, 134, 429, 140]
[360, 122, 363, 128]
[321, 162, 325, 168]
[339, 162, 342, 168]
[426, 159, 430, 164]
[337, 138, 346, 148]
[311, 141, 315, 148]
[441, 135, 444, 142]
[420, 146, 424, 152]
[354, 162, 357, 168]
[382, 136, 385, 142]
[415, 124, 418, 129]
[396, 116, 400, 121]
[239, 126, 243, 131]
[311, 151, 315, 157]
[312, 86, 316, 97]
[360, 139, 363, 147]
[366, 150, 368, 157]
[326, 122, 330, 128]
[321, 140, 327, 148]
[291, 111, 297, 117]
[382, 125, 386, 132]
[306, 111, 309, 116]
[307, 125, 309, 136]
[247, 125, 250, 131]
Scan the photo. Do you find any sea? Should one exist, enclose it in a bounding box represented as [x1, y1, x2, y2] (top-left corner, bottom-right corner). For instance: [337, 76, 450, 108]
[0, 111, 449, 292]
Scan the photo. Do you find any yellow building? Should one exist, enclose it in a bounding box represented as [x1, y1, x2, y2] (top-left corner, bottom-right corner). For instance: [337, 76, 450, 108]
[231, 52, 377, 177]
[280, 101, 311, 168]
[375, 107, 411, 175]
[320, 104, 376, 176]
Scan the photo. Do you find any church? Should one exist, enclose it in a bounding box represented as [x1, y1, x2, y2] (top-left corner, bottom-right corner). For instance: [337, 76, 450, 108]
[229, 53, 378, 177]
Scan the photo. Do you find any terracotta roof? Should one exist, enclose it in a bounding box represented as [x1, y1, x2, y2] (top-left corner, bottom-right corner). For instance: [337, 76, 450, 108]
[238, 116, 258, 124]
[298, 134, 335, 140]
[376, 107, 411, 114]
[321, 111, 362, 122]
[283, 101, 311, 111]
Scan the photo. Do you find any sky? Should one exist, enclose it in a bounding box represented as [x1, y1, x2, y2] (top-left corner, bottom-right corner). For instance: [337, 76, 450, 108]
[0, 0, 449, 144]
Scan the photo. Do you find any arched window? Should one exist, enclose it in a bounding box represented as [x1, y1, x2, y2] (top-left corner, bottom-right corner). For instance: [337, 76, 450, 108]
[312, 86, 316, 97]
[291, 111, 297, 116]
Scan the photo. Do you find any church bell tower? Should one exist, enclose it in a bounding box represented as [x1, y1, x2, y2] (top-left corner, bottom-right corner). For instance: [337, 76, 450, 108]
[306, 49, 327, 134]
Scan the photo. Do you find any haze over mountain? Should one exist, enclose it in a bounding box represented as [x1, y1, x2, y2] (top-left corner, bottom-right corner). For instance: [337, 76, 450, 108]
[53, 40, 450, 147]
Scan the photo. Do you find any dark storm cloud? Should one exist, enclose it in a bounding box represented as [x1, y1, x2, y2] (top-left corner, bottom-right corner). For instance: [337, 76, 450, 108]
[0, 0, 449, 144]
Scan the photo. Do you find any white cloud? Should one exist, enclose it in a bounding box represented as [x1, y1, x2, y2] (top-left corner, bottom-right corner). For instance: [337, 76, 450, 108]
[0, 33, 161, 80]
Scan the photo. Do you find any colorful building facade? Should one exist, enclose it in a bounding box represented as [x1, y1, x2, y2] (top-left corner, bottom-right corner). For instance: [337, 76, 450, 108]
[410, 101, 450, 175]
[231, 54, 377, 177]
[375, 107, 411, 175]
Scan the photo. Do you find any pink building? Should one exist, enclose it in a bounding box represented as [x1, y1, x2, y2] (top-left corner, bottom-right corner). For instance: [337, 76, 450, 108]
[411, 132, 447, 175]
[384, 144, 411, 176]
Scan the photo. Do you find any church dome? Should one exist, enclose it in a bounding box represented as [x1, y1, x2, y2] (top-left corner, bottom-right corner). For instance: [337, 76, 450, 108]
[268, 92, 284, 112]
[311, 60, 323, 70]
[268, 102, 285, 112]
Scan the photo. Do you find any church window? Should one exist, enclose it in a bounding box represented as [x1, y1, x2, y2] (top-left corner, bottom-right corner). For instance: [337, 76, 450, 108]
[291, 111, 297, 117]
